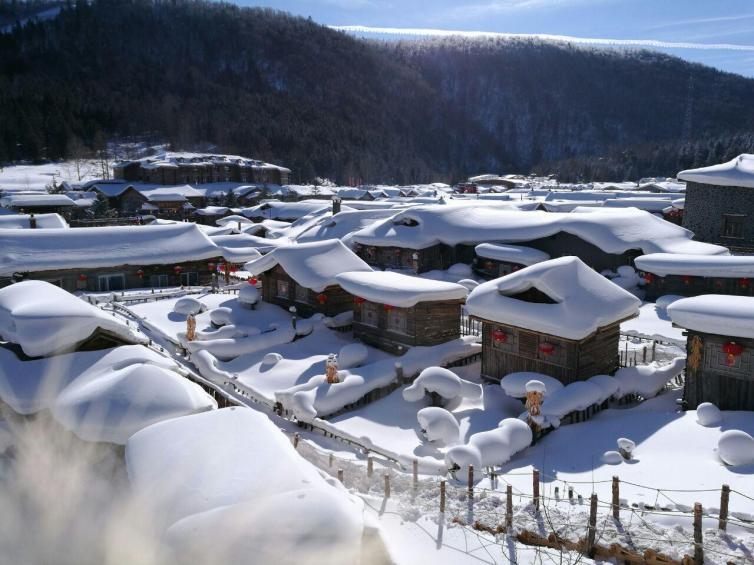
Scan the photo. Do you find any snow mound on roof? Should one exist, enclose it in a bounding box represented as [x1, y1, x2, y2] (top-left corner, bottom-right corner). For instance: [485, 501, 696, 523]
[51, 363, 214, 444]
[403, 366, 482, 402]
[500, 372, 564, 398]
[636, 253, 754, 277]
[539, 381, 608, 428]
[238, 283, 260, 307]
[466, 257, 641, 340]
[614, 357, 685, 399]
[0, 280, 145, 357]
[667, 295, 754, 339]
[444, 418, 532, 473]
[336, 271, 468, 308]
[417, 407, 461, 445]
[717, 430, 754, 466]
[126, 407, 363, 543]
[696, 402, 723, 427]
[164, 488, 364, 565]
[678, 154, 754, 188]
[245, 239, 372, 292]
[475, 243, 550, 266]
[209, 307, 233, 327]
[173, 297, 206, 316]
[602, 451, 623, 465]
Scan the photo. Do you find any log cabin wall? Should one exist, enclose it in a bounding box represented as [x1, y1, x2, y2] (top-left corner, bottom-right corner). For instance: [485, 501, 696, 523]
[642, 274, 754, 301]
[260, 266, 353, 318]
[479, 320, 621, 385]
[683, 330, 754, 411]
[524, 232, 640, 272]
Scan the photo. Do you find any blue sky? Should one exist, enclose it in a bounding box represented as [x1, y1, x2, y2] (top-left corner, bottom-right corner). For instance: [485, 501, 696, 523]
[234, 0, 754, 76]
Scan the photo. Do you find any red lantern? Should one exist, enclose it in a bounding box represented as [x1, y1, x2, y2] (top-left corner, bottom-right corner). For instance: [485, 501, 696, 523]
[207, 262, 216, 271]
[492, 328, 508, 343]
[383, 304, 394, 312]
[722, 341, 744, 366]
[173, 265, 182, 274]
[643, 272, 654, 284]
[249, 276, 258, 285]
[136, 269, 144, 278]
[230, 265, 237, 273]
[538, 342, 556, 355]
[484, 261, 495, 271]
[739, 278, 750, 289]
[681, 275, 692, 285]
[316, 293, 328, 304]
[78, 273, 87, 282]
[353, 296, 366, 305]
[394, 248, 402, 256]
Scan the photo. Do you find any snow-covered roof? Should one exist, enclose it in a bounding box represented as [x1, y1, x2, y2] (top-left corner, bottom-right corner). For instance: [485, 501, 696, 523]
[0, 193, 76, 208]
[335, 271, 468, 307]
[0, 213, 68, 229]
[296, 209, 398, 246]
[474, 243, 550, 266]
[668, 295, 754, 339]
[241, 200, 330, 221]
[208, 234, 263, 263]
[351, 204, 726, 255]
[0, 281, 146, 357]
[140, 185, 203, 200]
[194, 206, 230, 216]
[244, 239, 372, 292]
[635, 253, 754, 277]
[115, 151, 290, 173]
[678, 154, 754, 188]
[466, 257, 641, 340]
[602, 198, 676, 212]
[0, 222, 225, 276]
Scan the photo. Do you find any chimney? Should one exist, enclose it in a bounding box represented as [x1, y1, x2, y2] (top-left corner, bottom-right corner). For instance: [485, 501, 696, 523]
[29, 213, 37, 229]
[332, 196, 342, 215]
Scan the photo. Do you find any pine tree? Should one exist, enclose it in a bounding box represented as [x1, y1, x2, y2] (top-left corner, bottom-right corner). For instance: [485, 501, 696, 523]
[90, 192, 115, 218]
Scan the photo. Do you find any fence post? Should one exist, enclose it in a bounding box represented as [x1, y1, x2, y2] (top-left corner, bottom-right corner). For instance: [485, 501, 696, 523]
[612, 476, 620, 520]
[467, 465, 474, 498]
[412, 459, 419, 491]
[337, 468, 344, 483]
[586, 494, 598, 555]
[293, 433, 299, 449]
[384, 473, 391, 498]
[395, 362, 404, 383]
[719, 484, 730, 531]
[568, 486, 574, 502]
[506, 485, 513, 530]
[328, 453, 334, 468]
[367, 456, 373, 478]
[440, 480, 446, 513]
[693, 502, 703, 564]
[533, 469, 540, 511]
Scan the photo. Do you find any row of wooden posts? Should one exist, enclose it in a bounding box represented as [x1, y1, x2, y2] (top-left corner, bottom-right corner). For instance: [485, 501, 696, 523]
[293, 431, 732, 565]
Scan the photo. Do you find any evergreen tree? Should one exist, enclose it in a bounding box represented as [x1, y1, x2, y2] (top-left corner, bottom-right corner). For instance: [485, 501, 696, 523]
[90, 192, 116, 218]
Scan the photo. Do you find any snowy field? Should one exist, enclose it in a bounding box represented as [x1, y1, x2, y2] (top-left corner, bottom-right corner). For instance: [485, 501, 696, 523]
[0, 161, 103, 192]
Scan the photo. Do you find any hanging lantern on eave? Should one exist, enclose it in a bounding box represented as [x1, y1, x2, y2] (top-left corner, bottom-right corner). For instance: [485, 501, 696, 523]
[78, 273, 88, 282]
[353, 296, 366, 305]
[383, 304, 395, 312]
[136, 269, 145, 278]
[681, 275, 692, 285]
[739, 277, 750, 289]
[316, 293, 328, 304]
[722, 341, 744, 366]
[484, 261, 495, 271]
[538, 342, 556, 356]
[642, 272, 653, 284]
[173, 265, 183, 274]
[492, 328, 508, 343]
[230, 265, 238, 273]
[207, 261, 216, 271]
[249, 276, 258, 285]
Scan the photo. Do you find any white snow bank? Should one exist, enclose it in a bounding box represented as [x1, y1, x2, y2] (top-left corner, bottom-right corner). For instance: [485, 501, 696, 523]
[678, 153, 754, 188]
[540, 381, 608, 428]
[614, 357, 685, 399]
[238, 283, 260, 307]
[126, 407, 364, 548]
[500, 372, 564, 398]
[209, 307, 233, 326]
[602, 451, 623, 465]
[245, 239, 372, 292]
[586, 374, 620, 399]
[173, 297, 206, 316]
[186, 324, 296, 361]
[696, 402, 723, 427]
[261, 352, 283, 367]
[0, 280, 145, 357]
[466, 257, 641, 340]
[417, 407, 461, 445]
[338, 343, 368, 369]
[444, 418, 532, 473]
[636, 253, 754, 277]
[655, 294, 685, 311]
[447, 263, 472, 276]
[51, 363, 214, 444]
[608, 265, 641, 290]
[192, 350, 236, 384]
[0, 212, 68, 230]
[474, 243, 550, 266]
[403, 366, 482, 402]
[335, 270, 467, 308]
[668, 295, 754, 339]
[717, 430, 754, 467]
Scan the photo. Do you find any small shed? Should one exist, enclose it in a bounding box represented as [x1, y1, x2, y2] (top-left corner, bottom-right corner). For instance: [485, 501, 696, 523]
[635, 253, 754, 300]
[668, 295, 754, 411]
[473, 243, 550, 279]
[244, 239, 372, 318]
[335, 271, 468, 354]
[466, 257, 640, 385]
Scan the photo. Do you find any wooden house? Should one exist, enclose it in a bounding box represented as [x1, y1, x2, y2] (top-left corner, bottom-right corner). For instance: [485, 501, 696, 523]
[244, 239, 372, 318]
[668, 295, 754, 411]
[466, 257, 640, 385]
[1, 193, 77, 217]
[0, 223, 237, 292]
[336, 271, 468, 354]
[473, 243, 551, 279]
[636, 254, 754, 300]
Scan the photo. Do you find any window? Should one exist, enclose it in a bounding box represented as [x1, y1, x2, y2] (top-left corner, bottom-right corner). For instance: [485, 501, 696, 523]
[276, 279, 290, 298]
[722, 214, 746, 239]
[295, 284, 310, 303]
[150, 274, 169, 288]
[387, 309, 408, 335]
[98, 273, 125, 291]
[181, 272, 199, 286]
[362, 303, 379, 327]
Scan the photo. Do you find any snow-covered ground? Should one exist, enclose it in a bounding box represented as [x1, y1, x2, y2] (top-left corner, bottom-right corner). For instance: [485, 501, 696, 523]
[0, 161, 103, 192]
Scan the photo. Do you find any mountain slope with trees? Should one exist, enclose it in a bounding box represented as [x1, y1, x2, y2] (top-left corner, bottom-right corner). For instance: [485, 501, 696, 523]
[2, 0, 754, 182]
